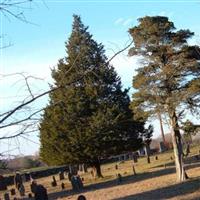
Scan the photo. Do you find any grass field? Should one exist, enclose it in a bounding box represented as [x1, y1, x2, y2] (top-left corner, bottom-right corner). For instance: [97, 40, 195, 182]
[1, 146, 200, 200]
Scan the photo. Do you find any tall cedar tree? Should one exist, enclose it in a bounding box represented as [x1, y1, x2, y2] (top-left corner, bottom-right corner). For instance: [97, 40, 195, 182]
[39, 15, 144, 177]
[129, 16, 200, 182]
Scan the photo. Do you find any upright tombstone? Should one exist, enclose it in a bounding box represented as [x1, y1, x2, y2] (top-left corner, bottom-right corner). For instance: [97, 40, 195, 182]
[159, 142, 166, 153]
[115, 164, 118, 170]
[34, 184, 48, 200]
[19, 184, 25, 196]
[51, 176, 57, 187]
[117, 173, 122, 184]
[61, 182, 65, 190]
[59, 171, 64, 180]
[14, 172, 23, 190]
[10, 188, 16, 196]
[4, 193, 10, 200]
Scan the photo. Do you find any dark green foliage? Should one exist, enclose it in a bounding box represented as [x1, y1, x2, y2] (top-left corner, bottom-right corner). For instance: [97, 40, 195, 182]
[142, 125, 153, 146]
[39, 15, 144, 175]
[182, 120, 200, 135]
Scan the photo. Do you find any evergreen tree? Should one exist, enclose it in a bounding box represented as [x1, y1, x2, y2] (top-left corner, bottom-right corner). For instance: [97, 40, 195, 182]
[39, 15, 144, 177]
[129, 16, 200, 182]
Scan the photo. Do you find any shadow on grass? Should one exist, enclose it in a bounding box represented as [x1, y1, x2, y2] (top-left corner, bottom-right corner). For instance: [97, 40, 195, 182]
[23, 162, 200, 200]
[113, 178, 200, 200]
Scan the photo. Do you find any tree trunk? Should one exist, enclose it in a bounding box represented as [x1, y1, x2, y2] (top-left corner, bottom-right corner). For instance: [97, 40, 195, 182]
[92, 159, 103, 178]
[170, 111, 188, 182]
[145, 145, 151, 163]
[158, 112, 166, 143]
[147, 156, 150, 164]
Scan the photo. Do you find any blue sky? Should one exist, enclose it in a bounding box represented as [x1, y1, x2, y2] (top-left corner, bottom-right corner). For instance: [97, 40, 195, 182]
[1, 0, 200, 156]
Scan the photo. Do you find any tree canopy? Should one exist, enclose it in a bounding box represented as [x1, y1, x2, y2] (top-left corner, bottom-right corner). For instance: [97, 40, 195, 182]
[129, 16, 200, 182]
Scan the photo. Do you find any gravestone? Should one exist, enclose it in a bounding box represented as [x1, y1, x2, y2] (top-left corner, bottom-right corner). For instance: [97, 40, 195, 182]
[28, 193, 32, 198]
[159, 142, 166, 152]
[51, 176, 57, 187]
[10, 188, 16, 196]
[19, 184, 25, 196]
[59, 171, 64, 180]
[14, 172, 23, 190]
[34, 184, 48, 200]
[117, 173, 122, 184]
[61, 182, 65, 190]
[4, 193, 10, 200]
[115, 164, 118, 170]
[30, 181, 37, 194]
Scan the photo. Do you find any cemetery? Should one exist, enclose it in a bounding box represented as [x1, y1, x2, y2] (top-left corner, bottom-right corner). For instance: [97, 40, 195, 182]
[1, 145, 200, 199]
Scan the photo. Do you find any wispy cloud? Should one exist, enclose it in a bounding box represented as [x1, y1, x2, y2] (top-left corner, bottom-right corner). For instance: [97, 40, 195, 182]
[157, 11, 174, 19]
[114, 17, 134, 27]
[115, 17, 124, 25]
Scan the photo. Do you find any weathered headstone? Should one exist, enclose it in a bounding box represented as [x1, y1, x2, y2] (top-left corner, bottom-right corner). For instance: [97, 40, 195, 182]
[51, 176, 57, 187]
[61, 182, 65, 190]
[59, 171, 64, 180]
[14, 172, 23, 190]
[90, 170, 94, 178]
[155, 156, 158, 160]
[4, 193, 10, 200]
[159, 142, 166, 152]
[35, 184, 48, 200]
[77, 175, 83, 190]
[115, 164, 118, 170]
[10, 188, 16, 196]
[30, 181, 37, 194]
[77, 195, 87, 200]
[28, 193, 32, 198]
[19, 184, 25, 196]
[117, 173, 122, 184]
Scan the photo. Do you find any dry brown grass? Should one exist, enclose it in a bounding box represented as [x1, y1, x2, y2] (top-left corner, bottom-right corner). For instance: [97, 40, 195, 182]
[1, 146, 200, 200]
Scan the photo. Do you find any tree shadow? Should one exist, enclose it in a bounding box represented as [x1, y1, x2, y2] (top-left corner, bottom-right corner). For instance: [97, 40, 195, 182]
[113, 178, 200, 200]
